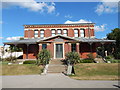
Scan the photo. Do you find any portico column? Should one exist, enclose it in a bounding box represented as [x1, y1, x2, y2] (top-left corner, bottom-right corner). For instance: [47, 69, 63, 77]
[26, 44, 29, 59]
[88, 42, 93, 53]
[76, 43, 80, 53]
[68, 43, 71, 52]
[38, 44, 42, 51]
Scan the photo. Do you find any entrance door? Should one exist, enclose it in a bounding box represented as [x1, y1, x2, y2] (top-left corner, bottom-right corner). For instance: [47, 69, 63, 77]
[56, 44, 63, 58]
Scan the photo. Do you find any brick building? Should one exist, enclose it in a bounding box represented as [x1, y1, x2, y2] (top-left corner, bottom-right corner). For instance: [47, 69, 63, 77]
[4, 23, 115, 59]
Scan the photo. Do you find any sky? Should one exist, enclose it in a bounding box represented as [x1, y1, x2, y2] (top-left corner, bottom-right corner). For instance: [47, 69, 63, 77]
[0, 0, 119, 46]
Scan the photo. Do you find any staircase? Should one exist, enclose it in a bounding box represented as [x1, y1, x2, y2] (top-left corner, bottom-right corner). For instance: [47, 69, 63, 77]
[47, 59, 67, 73]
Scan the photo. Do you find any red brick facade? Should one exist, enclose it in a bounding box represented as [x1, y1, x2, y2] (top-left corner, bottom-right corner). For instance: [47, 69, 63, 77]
[24, 24, 95, 38]
[22, 24, 98, 59]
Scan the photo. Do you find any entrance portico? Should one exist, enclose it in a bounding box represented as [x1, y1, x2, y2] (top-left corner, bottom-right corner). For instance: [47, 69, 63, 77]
[4, 35, 115, 60]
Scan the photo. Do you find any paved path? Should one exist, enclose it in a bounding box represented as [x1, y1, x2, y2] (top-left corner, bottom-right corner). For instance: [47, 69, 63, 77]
[2, 74, 119, 88]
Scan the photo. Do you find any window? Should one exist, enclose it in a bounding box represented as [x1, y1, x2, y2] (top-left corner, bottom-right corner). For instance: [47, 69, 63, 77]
[74, 29, 79, 37]
[80, 29, 85, 37]
[34, 30, 38, 38]
[40, 29, 44, 37]
[71, 44, 76, 52]
[51, 29, 56, 36]
[42, 44, 47, 49]
[57, 29, 62, 34]
[63, 29, 68, 36]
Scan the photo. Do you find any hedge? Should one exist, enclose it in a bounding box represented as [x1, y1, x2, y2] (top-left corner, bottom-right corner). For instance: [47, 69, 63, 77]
[23, 60, 36, 64]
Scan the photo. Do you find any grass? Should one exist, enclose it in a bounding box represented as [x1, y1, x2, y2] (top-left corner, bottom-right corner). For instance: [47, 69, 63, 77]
[70, 63, 119, 80]
[1, 64, 43, 76]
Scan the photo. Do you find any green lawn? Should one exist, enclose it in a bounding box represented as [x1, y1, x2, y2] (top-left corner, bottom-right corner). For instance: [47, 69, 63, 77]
[1, 64, 43, 75]
[70, 63, 119, 80]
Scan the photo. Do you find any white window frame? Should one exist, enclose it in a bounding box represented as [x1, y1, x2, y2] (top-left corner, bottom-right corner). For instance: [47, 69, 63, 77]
[51, 29, 56, 36]
[57, 29, 62, 35]
[74, 29, 79, 37]
[63, 29, 68, 36]
[40, 29, 44, 37]
[34, 30, 38, 38]
[80, 29, 85, 37]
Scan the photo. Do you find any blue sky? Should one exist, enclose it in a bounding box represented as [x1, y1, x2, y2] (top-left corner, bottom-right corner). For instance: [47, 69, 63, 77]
[0, 1, 119, 45]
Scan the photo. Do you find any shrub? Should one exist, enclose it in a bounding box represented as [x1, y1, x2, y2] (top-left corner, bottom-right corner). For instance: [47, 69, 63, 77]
[37, 49, 51, 65]
[3, 56, 17, 62]
[23, 60, 36, 64]
[114, 52, 120, 59]
[80, 59, 94, 63]
[87, 53, 95, 60]
[65, 52, 80, 65]
[105, 55, 114, 59]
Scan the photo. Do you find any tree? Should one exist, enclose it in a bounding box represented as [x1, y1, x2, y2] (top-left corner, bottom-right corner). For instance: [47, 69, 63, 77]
[6, 46, 22, 62]
[37, 49, 51, 65]
[65, 52, 80, 65]
[107, 28, 120, 59]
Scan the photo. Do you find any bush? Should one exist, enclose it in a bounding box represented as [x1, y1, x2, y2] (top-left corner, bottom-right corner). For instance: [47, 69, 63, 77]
[37, 49, 51, 65]
[23, 60, 36, 64]
[114, 52, 120, 59]
[80, 59, 94, 63]
[87, 53, 95, 60]
[106, 59, 120, 63]
[65, 52, 80, 65]
[3, 56, 17, 62]
[105, 55, 114, 59]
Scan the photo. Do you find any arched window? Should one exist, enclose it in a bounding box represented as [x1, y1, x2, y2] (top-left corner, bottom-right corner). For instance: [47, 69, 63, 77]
[57, 29, 62, 34]
[63, 29, 68, 36]
[34, 29, 38, 38]
[51, 29, 56, 36]
[74, 29, 79, 37]
[40, 29, 44, 37]
[80, 29, 85, 37]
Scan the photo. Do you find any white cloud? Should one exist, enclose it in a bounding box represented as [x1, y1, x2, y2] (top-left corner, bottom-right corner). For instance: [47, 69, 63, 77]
[94, 24, 106, 32]
[56, 12, 60, 16]
[64, 19, 92, 24]
[95, 0, 119, 15]
[2, 0, 55, 13]
[64, 19, 106, 32]
[6, 36, 22, 41]
[65, 15, 73, 19]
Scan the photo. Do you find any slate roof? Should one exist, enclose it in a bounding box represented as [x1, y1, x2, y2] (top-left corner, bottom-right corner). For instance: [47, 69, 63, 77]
[4, 35, 115, 45]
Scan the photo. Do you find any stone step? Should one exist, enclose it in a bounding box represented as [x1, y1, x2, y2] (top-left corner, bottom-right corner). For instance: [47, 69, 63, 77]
[49, 59, 64, 65]
[47, 59, 67, 73]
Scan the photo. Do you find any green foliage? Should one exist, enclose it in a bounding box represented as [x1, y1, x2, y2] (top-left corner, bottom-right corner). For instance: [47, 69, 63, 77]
[114, 52, 120, 59]
[96, 47, 105, 57]
[106, 59, 120, 63]
[105, 55, 114, 59]
[107, 28, 120, 59]
[3, 56, 17, 62]
[80, 59, 94, 63]
[65, 52, 80, 65]
[37, 49, 51, 65]
[23, 60, 36, 64]
[20, 37, 24, 40]
[87, 53, 95, 60]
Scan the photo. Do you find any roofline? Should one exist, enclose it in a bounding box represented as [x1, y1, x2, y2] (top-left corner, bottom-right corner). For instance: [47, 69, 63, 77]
[23, 23, 95, 26]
